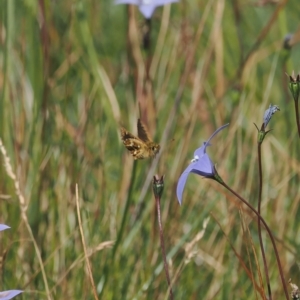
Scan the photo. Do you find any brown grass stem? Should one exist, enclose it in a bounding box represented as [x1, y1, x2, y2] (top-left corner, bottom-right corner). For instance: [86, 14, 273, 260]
[50, 241, 114, 293]
[219, 181, 289, 300]
[257, 143, 272, 299]
[75, 184, 99, 300]
[212, 213, 266, 299]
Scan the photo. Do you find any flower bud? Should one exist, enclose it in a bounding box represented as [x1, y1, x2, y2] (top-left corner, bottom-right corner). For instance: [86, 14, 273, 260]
[153, 175, 165, 199]
[289, 72, 300, 103]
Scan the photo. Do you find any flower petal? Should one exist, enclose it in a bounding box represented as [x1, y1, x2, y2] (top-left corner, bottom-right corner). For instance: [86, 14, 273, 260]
[176, 154, 214, 205]
[0, 290, 23, 300]
[193, 124, 229, 159]
[139, 4, 157, 18]
[204, 123, 229, 151]
[148, 0, 179, 5]
[177, 124, 229, 205]
[192, 153, 214, 176]
[263, 104, 280, 128]
[176, 163, 195, 205]
[115, 0, 179, 18]
[193, 143, 206, 159]
[0, 224, 10, 232]
[115, 0, 139, 4]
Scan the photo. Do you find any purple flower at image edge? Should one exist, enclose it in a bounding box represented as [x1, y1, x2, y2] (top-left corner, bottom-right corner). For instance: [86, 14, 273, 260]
[0, 226, 23, 299]
[115, 0, 179, 19]
[0, 224, 10, 232]
[176, 124, 229, 205]
[0, 290, 23, 300]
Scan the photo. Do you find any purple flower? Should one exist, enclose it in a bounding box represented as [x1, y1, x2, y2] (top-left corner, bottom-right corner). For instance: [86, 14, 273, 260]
[263, 104, 280, 129]
[115, 0, 179, 19]
[0, 226, 23, 299]
[176, 124, 229, 205]
[0, 224, 10, 232]
[0, 290, 23, 300]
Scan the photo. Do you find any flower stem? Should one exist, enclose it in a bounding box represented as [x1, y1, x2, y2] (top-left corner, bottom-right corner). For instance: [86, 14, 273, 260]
[257, 143, 272, 299]
[154, 193, 174, 300]
[219, 181, 289, 300]
[143, 18, 151, 51]
[294, 99, 300, 137]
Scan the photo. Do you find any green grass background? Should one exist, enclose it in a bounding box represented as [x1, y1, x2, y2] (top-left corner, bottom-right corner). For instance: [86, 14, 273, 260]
[0, 0, 300, 299]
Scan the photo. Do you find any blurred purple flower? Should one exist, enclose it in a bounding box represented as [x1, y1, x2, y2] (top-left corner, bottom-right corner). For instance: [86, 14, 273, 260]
[0, 290, 23, 300]
[115, 0, 179, 19]
[0, 226, 23, 299]
[0, 224, 10, 232]
[176, 124, 229, 205]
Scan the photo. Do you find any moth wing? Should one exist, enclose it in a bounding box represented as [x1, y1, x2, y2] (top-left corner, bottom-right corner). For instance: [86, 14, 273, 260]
[137, 119, 152, 142]
[121, 127, 139, 142]
[120, 127, 147, 159]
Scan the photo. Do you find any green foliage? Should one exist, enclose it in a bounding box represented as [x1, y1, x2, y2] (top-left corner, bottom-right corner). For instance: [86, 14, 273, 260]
[0, 0, 300, 299]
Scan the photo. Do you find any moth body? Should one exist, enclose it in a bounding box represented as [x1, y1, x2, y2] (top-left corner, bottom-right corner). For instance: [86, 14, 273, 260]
[120, 119, 160, 160]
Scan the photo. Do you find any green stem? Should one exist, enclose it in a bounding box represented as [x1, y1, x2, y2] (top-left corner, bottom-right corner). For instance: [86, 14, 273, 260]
[294, 100, 300, 138]
[113, 160, 138, 258]
[101, 161, 138, 296]
[154, 194, 174, 300]
[257, 143, 272, 299]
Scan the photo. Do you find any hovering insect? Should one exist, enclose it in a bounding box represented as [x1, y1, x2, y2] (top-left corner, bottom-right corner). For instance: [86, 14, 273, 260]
[120, 119, 160, 160]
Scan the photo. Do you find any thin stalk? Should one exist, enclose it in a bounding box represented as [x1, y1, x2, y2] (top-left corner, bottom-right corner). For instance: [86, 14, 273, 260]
[75, 184, 99, 300]
[220, 181, 289, 300]
[213, 214, 265, 298]
[101, 161, 138, 296]
[112, 160, 137, 258]
[293, 100, 300, 137]
[0, 138, 52, 300]
[154, 193, 174, 300]
[143, 18, 152, 51]
[257, 143, 272, 299]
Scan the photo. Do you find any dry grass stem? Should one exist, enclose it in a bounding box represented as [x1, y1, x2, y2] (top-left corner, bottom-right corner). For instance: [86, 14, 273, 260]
[0, 138, 52, 300]
[75, 184, 99, 300]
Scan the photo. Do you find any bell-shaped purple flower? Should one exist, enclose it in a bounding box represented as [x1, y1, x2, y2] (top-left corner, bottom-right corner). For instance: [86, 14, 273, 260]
[176, 124, 229, 205]
[0, 290, 23, 300]
[115, 0, 179, 19]
[0, 224, 10, 232]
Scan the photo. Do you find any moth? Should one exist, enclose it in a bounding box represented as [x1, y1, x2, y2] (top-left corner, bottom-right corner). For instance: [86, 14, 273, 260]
[120, 119, 160, 160]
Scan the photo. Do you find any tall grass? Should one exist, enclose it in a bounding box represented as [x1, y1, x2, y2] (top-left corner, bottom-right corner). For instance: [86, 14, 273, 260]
[0, 0, 300, 299]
